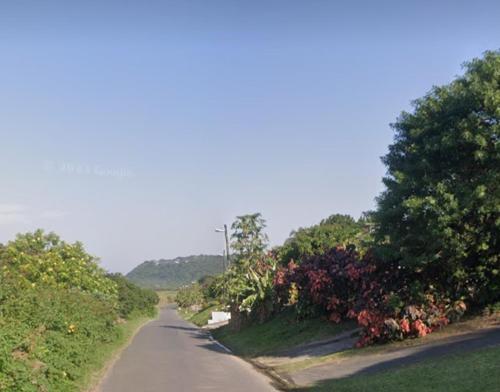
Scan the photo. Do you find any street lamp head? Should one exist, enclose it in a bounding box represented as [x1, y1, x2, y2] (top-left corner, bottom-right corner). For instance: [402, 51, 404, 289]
[215, 228, 225, 233]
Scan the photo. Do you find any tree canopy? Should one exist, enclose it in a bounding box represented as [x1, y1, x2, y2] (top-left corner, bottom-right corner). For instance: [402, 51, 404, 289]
[374, 50, 500, 304]
[278, 213, 372, 265]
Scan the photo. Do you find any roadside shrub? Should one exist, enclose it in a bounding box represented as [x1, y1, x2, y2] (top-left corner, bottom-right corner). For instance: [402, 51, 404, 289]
[175, 283, 204, 308]
[274, 246, 373, 322]
[0, 231, 145, 391]
[274, 246, 466, 347]
[355, 289, 466, 347]
[0, 287, 118, 391]
[197, 275, 219, 301]
[107, 274, 159, 318]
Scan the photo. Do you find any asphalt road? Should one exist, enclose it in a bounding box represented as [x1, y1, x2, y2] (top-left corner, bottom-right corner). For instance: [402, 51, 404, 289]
[97, 306, 277, 392]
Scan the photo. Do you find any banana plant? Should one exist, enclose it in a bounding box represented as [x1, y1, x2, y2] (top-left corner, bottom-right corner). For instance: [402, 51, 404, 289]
[219, 254, 278, 322]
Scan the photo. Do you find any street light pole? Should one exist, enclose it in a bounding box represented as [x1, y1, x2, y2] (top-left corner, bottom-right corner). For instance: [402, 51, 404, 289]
[215, 225, 231, 269]
[224, 224, 231, 266]
[215, 225, 231, 313]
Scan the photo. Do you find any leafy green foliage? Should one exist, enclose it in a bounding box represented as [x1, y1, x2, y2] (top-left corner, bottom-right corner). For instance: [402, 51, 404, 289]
[175, 283, 204, 308]
[0, 230, 156, 391]
[188, 52, 500, 350]
[178, 213, 276, 326]
[277, 213, 373, 265]
[177, 214, 276, 326]
[230, 213, 268, 267]
[222, 255, 278, 323]
[374, 50, 500, 306]
[126, 255, 225, 289]
[0, 229, 116, 299]
[0, 287, 118, 392]
[197, 275, 220, 301]
[107, 274, 159, 318]
[216, 214, 279, 325]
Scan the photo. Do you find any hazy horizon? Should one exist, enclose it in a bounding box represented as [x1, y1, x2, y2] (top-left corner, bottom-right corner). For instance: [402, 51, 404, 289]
[1, 0, 499, 273]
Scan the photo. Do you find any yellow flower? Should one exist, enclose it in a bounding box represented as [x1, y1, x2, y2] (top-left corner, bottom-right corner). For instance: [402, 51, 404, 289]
[67, 324, 77, 334]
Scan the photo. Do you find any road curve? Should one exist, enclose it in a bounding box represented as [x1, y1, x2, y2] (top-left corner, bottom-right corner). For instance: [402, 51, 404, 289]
[97, 306, 277, 392]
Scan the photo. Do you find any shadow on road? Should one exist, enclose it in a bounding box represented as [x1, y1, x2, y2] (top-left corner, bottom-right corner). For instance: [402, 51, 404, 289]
[158, 325, 198, 332]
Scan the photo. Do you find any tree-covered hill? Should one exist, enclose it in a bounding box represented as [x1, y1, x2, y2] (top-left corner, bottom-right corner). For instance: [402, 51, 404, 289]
[126, 255, 225, 289]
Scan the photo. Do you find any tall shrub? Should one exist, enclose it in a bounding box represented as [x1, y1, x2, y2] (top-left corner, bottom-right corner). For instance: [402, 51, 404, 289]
[107, 274, 159, 318]
[274, 246, 374, 321]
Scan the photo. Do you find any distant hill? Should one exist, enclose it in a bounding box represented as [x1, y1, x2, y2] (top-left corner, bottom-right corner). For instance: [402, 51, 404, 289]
[126, 255, 225, 289]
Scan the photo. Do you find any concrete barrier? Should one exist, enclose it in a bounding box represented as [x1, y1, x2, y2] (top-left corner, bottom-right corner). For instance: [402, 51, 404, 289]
[208, 311, 231, 325]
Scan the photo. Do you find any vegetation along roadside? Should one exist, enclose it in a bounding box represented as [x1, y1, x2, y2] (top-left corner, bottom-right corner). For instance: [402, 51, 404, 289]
[176, 50, 500, 389]
[0, 230, 159, 392]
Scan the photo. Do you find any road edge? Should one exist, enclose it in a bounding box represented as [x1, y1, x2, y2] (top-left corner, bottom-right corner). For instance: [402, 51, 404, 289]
[177, 307, 290, 391]
[204, 329, 295, 391]
[85, 312, 160, 392]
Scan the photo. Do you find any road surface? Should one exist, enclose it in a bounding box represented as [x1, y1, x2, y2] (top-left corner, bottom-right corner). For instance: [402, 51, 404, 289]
[98, 306, 277, 392]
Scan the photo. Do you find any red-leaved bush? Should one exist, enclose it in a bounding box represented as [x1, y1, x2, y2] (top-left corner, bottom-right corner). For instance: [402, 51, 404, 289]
[274, 246, 375, 323]
[274, 246, 467, 347]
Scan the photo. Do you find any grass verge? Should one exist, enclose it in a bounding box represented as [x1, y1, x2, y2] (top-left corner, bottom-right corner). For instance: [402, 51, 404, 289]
[298, 345, 500, 392]
[212, 310, 356, 357]
[275, 312, 500, 375]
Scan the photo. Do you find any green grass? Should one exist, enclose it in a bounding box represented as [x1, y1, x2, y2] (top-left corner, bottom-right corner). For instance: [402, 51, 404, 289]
[300, 346, 500, 392]
[212, 310, 356, 357]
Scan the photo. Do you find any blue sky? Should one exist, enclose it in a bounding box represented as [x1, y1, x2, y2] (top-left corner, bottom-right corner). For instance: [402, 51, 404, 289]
[1, 1, 499, 273]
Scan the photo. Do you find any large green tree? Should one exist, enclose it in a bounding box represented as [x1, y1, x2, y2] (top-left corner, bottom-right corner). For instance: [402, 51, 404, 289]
[375, 50, 500, 305]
